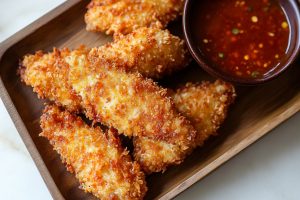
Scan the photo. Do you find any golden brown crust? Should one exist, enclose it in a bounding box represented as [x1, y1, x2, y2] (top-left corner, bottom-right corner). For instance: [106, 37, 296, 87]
[19, 48, 82, 112]
[133, 80, 236, 173]
[19, 27, 236, 175]
[20, 43, 196, 173]
[173, 80, 236, 145]
[133, 137, 184, 173]
[19, 27, 195, 145]
[66, 47, 196, 149]
[91, 27, 190, 79]
[40, 105, 147, 200]
[85, 0, 185, 35]
[20, 28, 189, 82]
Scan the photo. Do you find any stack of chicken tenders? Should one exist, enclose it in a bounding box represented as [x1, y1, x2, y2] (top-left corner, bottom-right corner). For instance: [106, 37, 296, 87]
[19, 1, 236, 199]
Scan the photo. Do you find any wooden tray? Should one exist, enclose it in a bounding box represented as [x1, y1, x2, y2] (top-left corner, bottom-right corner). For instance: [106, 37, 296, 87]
[0, 1, 300, 199]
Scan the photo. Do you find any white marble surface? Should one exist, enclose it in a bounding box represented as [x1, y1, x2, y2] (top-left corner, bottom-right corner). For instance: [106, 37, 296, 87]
[0, 1, 299, 200]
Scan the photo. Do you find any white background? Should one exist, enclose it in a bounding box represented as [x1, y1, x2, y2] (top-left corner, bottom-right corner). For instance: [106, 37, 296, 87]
[0, 1, 299, 199]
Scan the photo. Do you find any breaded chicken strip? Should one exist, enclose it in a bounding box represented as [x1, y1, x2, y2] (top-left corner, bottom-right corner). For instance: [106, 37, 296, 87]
[85, 0, 185, 35]
[20, 46, 197, 173]
[19, 49, 82, 112]
[134, 80, 236, 173]
[173, 80, 236, 145]
[20, 28, 189, 82]
[93, 27, 190, 79]
[40, 105, 147, 200]
[66, 47, 196, 150]
[20, 45, 235, 173]
[20, 45, 195, 145]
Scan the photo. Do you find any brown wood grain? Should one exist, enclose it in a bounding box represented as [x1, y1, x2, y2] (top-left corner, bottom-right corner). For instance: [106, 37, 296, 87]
[0, 1, 299, 199]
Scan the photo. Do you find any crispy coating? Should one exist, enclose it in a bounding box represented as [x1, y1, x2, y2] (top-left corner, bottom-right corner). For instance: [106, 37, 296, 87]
[173, 80, 236, 145]
[93, 27, 190, 79]
[66, 47, 196, 149]
[20, 28, 189, 81]
[40, 105, 147, 200]
[134, 80, 236, 173]
[19, 49, 82, 112]
[133, 137, 184, 173]
[85, 0, 185, 35]
[20, 45, 197, 173]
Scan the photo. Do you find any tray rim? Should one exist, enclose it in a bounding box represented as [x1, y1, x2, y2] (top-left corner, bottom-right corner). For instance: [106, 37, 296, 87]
[0, 1, 300, 200]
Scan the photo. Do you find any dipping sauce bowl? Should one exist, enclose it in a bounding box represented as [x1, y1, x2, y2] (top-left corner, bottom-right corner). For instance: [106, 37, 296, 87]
[183, 0, 300, 85]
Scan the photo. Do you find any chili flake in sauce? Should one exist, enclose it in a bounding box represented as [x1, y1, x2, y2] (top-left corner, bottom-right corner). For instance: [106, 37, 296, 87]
[194, 0, 290, 79]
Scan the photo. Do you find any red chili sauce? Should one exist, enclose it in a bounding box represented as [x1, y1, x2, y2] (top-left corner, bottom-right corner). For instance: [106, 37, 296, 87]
[194, 0, 290, 79]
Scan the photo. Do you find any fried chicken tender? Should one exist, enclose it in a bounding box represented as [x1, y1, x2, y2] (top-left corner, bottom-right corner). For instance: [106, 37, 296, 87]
[66, 47, 196, 150]
[20, 28, 189, 82]
[20, 45, 197, 173]
[173, 80, 236, 145]
[134, 80, 236, 173]
[85, 0, 185, 35]
[20, 45, 195, 145]
[40, 105, 147, 200]
[93, 27, 190, 79]
[19, 49, 82, 112]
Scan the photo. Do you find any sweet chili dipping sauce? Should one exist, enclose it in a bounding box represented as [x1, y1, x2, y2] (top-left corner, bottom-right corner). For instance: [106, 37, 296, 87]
[194, 0, 290, 79]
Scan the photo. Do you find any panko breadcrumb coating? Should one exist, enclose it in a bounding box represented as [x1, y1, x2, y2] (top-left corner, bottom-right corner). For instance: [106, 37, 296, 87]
[92, 27, 190, 79]
[85, 0, 185, 35]
[66, 47, 196, 149]
[19, 49, 82, 112]
[20, 45, 197, 173]
[19, 26, 235, 174]
[20, 27, 189, 81]
[20, 48, 236, 174]
[40, 105, 147, 200]
[134, 80, 236, 173]
[133, 137, 184, 173]
[173, 80, 236, 145]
